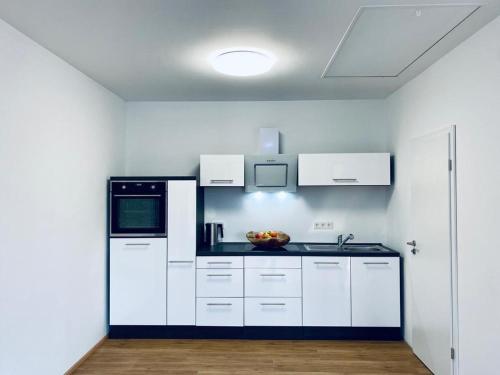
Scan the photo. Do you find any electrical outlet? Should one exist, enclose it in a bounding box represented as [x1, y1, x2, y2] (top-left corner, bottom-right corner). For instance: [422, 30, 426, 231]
[313, 222, 334, 231]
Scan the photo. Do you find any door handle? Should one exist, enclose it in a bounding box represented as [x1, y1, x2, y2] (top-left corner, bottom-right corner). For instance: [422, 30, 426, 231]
[406, 240, 416, 247]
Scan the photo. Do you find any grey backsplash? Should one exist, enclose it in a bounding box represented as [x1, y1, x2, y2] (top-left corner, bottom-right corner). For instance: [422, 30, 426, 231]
[204, 186, 389, 243]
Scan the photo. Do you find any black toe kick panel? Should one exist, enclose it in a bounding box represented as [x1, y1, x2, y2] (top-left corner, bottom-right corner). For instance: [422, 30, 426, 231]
[109, 326, 402, 340]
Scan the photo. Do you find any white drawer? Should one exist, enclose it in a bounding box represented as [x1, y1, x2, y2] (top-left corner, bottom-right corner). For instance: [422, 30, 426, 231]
[245, 268, 302, 297]
[196, 298, 243, 326]
[197, 256, 243, 269]
[244, 256, 301, 269]
[196, 269, 243, 297]
[244, 298, 302, 326]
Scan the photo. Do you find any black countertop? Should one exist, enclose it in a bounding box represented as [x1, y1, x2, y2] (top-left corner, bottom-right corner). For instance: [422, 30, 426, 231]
[197, 242, 400, 257]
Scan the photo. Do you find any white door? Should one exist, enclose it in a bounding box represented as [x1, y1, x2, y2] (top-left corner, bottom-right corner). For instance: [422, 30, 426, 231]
[109, 238, 167, 325]
[409, 127, 456, 375]
[167, 180, 197, 325]
[302, 257, 351, 326]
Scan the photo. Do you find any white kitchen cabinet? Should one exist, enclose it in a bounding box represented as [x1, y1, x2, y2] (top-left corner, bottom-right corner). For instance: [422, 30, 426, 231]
[245, 298, 302, 326]
[197, 268, 244, 297]
[298, 153, 390, 186]
[245, 268, 302, 298]
[197, 256, 244, 269]
[167, 180, 197, 325]
[196, 298, 244, 326]
[110, 238, 167, 325]
[167, 261, 196, 325]
[244, 256, 301, 269]
[351, 257, 400, 327]
[302, 257, 351, 327]
[167, 180, 197, 261]
[200, 154, 244, 186]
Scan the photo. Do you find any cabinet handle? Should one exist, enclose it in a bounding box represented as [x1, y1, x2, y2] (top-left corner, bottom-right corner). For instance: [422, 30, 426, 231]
[210, 179, 234, 184]
[314, 261, 340, 265]
[333, 178, 358, 182]
[207, 303, 232, 306]
[207, 261, 232, 264]
[363, 262, 389, 265]
[207, 274, 232, 277]
[168, 260, 194, 264]
[260, 303, 286, 306]
[260, 274, 286, 277]
[114, 194, 162, 197]
[125, 243, 150, 246]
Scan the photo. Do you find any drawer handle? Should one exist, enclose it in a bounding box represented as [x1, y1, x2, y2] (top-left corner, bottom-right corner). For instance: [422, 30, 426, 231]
[169, 260, 194, 264]
[125, 243, 150, 246]
[363, 262, 389, 265]
[210, 179, 234, 184]
[207, 303, 232, 306]
[314, 261, 340, 265]
[260, 303, 286, 306]
[207, 261, 232, 264]
[207, 274, 232, 277]
[333, 178, 358, 182]
[260, 274, 286, 277]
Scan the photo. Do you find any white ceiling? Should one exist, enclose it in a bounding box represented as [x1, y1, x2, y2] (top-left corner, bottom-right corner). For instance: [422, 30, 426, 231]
[0, 0, 499, 101]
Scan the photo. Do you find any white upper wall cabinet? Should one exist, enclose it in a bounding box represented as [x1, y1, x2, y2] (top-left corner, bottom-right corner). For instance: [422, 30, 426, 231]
[200, 155, 244, 187]
[298, 153, 390, 186]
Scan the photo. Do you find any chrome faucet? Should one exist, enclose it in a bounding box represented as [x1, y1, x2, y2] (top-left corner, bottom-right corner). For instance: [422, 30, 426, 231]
[337, 233, 354, 248]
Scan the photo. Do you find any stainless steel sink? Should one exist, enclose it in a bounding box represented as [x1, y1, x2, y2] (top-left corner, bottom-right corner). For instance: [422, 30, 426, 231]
[304, 244, 339, 251]
[304, 244, 384, 252]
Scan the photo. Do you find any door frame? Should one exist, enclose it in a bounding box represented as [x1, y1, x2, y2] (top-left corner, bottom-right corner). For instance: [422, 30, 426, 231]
[449, 125, 459, 375]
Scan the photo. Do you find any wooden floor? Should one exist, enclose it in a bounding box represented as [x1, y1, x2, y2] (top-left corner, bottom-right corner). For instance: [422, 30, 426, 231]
[72, 339, 430, 374]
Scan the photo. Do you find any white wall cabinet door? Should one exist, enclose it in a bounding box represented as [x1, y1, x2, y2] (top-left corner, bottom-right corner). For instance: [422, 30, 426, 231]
[167, 180, 197, 325]
[200, 154, 244, 186]
[167, 261, 196, 325]
[110, 238, 167, 325]
[351, 257, 400, 327]
[302, 257, 351, 326]
[298, 153, 390, 186]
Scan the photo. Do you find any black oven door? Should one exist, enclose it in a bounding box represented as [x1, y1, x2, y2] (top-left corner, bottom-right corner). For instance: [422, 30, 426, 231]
[110, 182, 166, 237]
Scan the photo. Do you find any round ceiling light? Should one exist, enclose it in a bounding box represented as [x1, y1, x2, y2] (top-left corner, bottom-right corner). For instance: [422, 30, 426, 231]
[210, 48, 276, 77]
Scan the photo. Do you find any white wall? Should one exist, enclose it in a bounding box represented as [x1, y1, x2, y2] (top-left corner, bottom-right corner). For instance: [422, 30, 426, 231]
[126, 100, 390, 242]
[0, 19, 125, 375]
[385, 15, 500, 374]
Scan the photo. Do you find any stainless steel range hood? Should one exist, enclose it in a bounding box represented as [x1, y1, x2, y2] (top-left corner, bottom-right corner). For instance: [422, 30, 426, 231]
[244, 128, 297, 193]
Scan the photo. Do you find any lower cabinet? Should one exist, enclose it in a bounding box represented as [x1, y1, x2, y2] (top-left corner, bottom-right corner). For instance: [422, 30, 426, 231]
[196, 298, 244, 326]
[110, 238, 167, 325]
[351, 257, 400, 327]
[167, 260, 196, 325]
[244, 298, 302, 326]
[302, 257, 351, 326]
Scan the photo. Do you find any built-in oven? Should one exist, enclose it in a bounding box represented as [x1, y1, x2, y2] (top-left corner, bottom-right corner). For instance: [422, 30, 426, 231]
[110, 181, 167, 237]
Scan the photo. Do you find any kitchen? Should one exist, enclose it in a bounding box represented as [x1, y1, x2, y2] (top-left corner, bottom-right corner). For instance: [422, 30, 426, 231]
[1, 1, 500, 375]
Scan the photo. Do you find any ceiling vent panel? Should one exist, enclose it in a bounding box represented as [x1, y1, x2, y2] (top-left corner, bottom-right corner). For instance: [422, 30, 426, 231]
[323, 4, 479, 78]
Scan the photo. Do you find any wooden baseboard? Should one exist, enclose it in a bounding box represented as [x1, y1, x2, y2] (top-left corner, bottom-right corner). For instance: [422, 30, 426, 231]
[65, 335, 107, 375]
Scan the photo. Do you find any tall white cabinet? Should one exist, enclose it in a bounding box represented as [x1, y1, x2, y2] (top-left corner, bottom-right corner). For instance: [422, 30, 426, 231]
[167, 180, 197, 325]
[109, 238, 167, 325]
